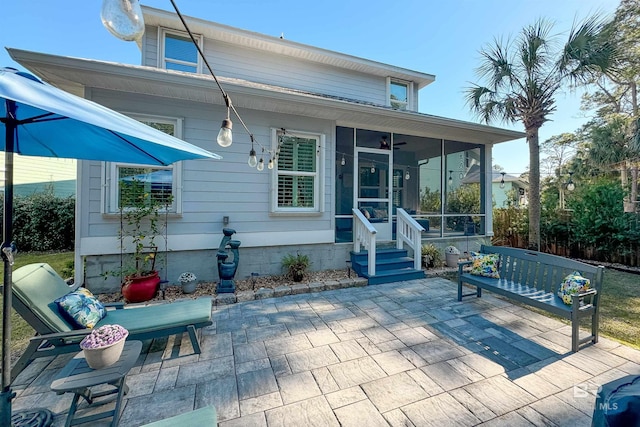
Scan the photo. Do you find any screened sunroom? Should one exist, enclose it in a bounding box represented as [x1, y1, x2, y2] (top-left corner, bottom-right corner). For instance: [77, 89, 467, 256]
[335, 126, 487, 243]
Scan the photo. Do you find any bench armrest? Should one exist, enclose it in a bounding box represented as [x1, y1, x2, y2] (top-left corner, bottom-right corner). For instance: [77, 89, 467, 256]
[458, 260, 472, 275]
[572, 288, 598, 310]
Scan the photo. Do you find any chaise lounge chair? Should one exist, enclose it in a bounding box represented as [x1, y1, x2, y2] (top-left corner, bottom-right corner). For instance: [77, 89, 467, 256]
[8, 263, 213, 381]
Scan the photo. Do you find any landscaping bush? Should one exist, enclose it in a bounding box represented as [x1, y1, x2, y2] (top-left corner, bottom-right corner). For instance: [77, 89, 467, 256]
[0, 188, 75, 251]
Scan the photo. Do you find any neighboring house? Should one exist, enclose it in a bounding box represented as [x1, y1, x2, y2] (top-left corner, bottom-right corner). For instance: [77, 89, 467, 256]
[0, 154, 76, 197]
[462, 166, 528, 208]
[10, 6, 524, 291]
[492, 171, 528, 208]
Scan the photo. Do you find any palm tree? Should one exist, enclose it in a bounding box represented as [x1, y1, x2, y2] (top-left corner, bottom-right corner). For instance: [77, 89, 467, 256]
[466, 17, 613, 250]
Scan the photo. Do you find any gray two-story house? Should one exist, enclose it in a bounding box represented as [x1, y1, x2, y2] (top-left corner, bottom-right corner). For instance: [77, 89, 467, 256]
[10, 5, 523, 291]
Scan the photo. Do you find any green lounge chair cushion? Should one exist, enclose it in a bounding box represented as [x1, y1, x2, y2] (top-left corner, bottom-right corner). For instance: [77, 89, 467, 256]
[95, 297, 212, 333]
[12, 263, 76, 333]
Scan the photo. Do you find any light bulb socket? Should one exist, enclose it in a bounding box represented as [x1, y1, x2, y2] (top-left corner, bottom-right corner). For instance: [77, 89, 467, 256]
[221, 118, 232, 130]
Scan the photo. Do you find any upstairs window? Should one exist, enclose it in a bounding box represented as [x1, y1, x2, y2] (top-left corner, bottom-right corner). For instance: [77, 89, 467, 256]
[389, 79, 412, 110]
[272, 129, 324, 213]
[161, 29, 201, 73]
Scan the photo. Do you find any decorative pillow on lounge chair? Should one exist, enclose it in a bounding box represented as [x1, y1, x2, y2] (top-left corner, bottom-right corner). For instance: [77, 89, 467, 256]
[55, 288, 106, 329]
[470, 252, 500, 278]
[557, 271, 591, 305]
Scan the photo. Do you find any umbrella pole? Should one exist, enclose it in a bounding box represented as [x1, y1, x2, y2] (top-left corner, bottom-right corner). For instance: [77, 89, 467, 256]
[1, 100, 16, 427]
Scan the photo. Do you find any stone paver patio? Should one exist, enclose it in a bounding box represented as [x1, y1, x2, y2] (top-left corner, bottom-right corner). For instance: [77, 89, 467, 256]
[11, 276, 640, 426]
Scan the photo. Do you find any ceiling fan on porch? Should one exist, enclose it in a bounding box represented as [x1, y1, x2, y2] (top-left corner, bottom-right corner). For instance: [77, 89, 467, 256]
[379, 136, 407, 150]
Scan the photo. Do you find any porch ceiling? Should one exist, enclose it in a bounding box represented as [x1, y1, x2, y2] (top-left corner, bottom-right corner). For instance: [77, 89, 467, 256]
[9, 48, 525, 145]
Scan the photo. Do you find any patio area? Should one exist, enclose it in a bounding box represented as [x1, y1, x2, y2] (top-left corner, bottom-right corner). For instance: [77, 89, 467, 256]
[11, 276, 640, 426]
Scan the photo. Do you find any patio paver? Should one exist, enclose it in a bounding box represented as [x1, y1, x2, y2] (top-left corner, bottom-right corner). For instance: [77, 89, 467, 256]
[11, 276, 640, 426]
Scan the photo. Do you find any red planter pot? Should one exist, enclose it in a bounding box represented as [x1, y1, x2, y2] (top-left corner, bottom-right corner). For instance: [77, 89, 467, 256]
[121, 271, 160, 303]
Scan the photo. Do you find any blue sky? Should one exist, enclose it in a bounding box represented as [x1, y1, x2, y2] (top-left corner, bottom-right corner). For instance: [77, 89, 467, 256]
[1, 0, 619, 175]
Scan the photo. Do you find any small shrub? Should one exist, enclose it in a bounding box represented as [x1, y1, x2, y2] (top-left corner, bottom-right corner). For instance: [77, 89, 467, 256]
[421, 244, 442, 268]
[282, 252, 310, 282]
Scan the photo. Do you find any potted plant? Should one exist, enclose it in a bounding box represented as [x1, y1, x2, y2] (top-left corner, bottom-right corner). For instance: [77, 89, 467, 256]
[421, 243, 442, 268]
[116, 176, 169, 303]
[282, 252, 310, 282]
[179, 271, 197, 294]
[80, 324, 129, 369]
[444, 245, 461, 267]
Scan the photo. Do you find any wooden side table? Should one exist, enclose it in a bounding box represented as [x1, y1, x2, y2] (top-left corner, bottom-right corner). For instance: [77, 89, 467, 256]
[50, 340, 142, 427]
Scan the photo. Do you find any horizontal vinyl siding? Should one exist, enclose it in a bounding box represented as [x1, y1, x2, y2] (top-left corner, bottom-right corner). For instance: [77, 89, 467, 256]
[142, 26, 159, 67]
[81, 89, 334, 254]
[203, 40, 386, 105]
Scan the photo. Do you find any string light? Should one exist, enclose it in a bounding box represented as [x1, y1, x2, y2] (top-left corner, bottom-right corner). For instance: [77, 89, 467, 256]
[341, 155, 346, 166]
[567, 171, 575, 191]
[248, 136, 257, 167]
[268, 157, 274, 170]
[500, 172, 506, 189]
[405, 168, 410, 180]
[371, 163, 376, 174]
[216, 101, 233, 147]
[448, 170, 453, 187]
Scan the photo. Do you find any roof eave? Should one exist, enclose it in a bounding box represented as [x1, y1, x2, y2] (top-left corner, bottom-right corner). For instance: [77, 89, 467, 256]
[9, 48, 524, 144]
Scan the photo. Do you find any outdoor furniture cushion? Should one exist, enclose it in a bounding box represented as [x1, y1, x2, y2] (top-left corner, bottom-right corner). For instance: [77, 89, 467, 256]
[557, 271, 591, 305]
[54, 288, 106, 329]
[470, 252, 500, 278]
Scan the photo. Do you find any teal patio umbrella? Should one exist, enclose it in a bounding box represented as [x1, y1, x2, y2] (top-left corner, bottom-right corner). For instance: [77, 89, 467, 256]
[0, 67, 221, 425]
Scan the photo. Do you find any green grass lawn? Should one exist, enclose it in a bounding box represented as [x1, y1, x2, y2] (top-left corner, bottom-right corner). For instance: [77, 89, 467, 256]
[0, 251, 74, 360]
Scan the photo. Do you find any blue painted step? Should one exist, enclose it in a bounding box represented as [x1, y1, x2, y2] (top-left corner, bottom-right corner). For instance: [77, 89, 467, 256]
[350, 248, 425, 285]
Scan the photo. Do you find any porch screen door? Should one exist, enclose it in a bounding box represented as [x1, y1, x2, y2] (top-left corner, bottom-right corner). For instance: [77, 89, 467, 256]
[355, 149, 392, 241]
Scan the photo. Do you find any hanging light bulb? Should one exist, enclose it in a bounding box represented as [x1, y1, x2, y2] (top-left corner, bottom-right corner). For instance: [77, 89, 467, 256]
[567, 171, 575, 191]
[257, 157, 264, 171]
[500, 172, 506, 189]
[248, 149, 258, 167]
[371, 163, 376, 174]
[216, 105, 233, 147]
[341, 155, 346, 166]
[268, 157, 274, 170]
[405, 168, 410, 180]
[101, 0, 145, 42]
[448, 170, 453, 187]
[459, 172, 464, 179]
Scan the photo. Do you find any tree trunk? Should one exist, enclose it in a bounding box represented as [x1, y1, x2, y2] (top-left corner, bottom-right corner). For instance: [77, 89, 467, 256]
[527, 127, 541, 251]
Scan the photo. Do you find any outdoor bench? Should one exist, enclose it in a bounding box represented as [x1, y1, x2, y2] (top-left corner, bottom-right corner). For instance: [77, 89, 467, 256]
[457, 245, 604, 352]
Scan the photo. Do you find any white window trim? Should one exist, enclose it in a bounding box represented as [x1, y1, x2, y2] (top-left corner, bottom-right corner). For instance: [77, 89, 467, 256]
[386, 77, 414, 111]
[158, 28, 203, 73]
[102, 114, 184, 215]
[270, 128, 325, 214]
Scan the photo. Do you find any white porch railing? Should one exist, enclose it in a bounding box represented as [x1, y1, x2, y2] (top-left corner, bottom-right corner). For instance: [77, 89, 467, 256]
[352, 208, 377, 276]
[396, 208, 424, 270]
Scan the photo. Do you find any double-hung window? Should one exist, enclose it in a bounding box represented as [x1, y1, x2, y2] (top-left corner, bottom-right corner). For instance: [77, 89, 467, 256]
[104, 116, 183, 214]
[160, 29, 201, 73]
[272, 129, 323, 213]
[388, 79, 413, 110]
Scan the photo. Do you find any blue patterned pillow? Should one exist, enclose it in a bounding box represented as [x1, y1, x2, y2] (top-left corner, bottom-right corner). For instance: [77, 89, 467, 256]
[55, 288, 106, 329]
[470, 252, 500, 278]
[557, 271, 591, 305]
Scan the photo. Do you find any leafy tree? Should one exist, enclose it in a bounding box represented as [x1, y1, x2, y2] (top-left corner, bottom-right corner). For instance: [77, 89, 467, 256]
[420, 187, 441, 213]
[466, 16, 613, 250]
[567, 178, 627, 261]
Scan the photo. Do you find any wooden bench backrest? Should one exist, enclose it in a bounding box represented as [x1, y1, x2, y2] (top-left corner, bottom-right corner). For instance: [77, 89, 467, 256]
[481, 245, 604, 294]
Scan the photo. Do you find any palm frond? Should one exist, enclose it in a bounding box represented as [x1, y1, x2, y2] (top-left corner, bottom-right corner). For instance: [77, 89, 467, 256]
[558, 14, 618, 84]
[519, 19, 554, 74]
[476, 37, 514, 90]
